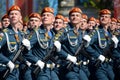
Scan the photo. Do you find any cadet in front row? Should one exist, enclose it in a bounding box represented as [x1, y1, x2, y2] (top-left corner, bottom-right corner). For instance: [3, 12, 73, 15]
[84, 9, 119, 80]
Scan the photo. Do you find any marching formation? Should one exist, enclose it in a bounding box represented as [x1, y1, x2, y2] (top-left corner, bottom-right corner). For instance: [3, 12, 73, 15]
[0, 5, 119, 80]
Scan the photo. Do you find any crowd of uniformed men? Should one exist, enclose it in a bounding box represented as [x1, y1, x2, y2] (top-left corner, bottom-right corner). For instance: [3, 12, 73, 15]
[0, 5, 119, 80]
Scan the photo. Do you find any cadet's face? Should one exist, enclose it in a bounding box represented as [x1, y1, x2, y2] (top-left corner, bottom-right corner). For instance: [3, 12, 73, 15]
[100, 14, 111, 25]
[9, 10, 21, 24]
[110, 21, 117, 30]
[88, 21, 96, 28]
[29, 17, 40, 29]
[2, 18, 10, 28]
[54, 19, 64, 31]
[80, 19, 88, 30]
[69, 12, 81, 25]
[42, 12, 55, 25]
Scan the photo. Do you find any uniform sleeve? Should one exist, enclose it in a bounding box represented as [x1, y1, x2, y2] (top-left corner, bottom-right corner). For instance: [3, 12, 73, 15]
[112, 48, 120, 59]
[0, 32, 11, 64]
[85, 31, 100, 59]
[58, 44, 69, 59]
[0, 53, 10, 64]
[23, 49, 39, 63]
[23, 32, 39, 63]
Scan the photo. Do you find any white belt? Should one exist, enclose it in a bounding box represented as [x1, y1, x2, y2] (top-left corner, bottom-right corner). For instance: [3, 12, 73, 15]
[83, 62, 87, 65]
[46, 63, 55, 69]
[83, 60, 89, 65]
[0, 63, 19, 68]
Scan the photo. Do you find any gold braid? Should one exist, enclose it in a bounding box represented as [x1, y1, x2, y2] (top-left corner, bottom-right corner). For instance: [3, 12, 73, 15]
[73, 29, 79, 36]
[45, 32, 50, 40]
[14, 34, 20, 43]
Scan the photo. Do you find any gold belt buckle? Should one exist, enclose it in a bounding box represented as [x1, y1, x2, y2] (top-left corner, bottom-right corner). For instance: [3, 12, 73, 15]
[77, 61, 82, 66]
[105, 58, 109, 62]
[15, 64, 19, 68]
[50, 64, 54, 69]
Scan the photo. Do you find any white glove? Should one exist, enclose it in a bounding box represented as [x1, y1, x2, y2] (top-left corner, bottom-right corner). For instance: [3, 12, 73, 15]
[26, 61, 31, 67]
[22, 39, 31, 50]
[7, 61, 15, 73]
[35, 60, 45, 70]
[54, 41, 61, 52]
[83, 35, 91, 42]
[112, 35, 119, 48]
[98, 55, 105, 62]
[66, 54, 77, 64]
[83, 35, 91, 47]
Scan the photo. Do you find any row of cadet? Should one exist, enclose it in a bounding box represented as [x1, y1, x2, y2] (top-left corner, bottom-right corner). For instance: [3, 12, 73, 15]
[0, 5, 119, 80]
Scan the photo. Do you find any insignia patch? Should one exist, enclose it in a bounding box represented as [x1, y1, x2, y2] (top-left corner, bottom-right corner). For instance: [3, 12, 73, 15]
[100, 38, 106, 40]
[69, 36, 77, 39]
[9, 42, 16, 44]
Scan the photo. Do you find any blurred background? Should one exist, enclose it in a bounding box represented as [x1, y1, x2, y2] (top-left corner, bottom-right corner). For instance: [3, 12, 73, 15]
[0, 0, 119, 21]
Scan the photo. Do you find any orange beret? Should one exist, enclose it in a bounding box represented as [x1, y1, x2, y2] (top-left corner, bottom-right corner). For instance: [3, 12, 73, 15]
[29, 13, 41, 19]
[41, 7, 54, 14]
[64, 17, 69, 23]
[111, 18, 117, 22]
[7, 5, 21, 15]
[82, 14, 88, 20]
[88, 17, 96, 22]
[99, 9, 111, 16]
[55, 14, 64, 21]
[1, 14, 9, 21]
[69, 7, 82, 15]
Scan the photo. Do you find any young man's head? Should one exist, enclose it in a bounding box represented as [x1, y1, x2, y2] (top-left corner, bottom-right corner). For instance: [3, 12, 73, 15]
[1, 14, 10, 28]
[7, 5, 22, 25]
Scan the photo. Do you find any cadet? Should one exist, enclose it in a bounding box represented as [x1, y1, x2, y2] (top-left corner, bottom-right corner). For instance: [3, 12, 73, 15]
[80, 14, 88, 36]
[19, 13, 41, 80]
[84, 9, 118, 80]
[1, 14, 10, 29]
[80, 13, 90, 79]
[110, 18, 120, 80]
[64, 17, 69, 28]
[109, 18, 117, 34]
[28, 7, 60, 80]
[52, 14, 67, 80]
[53, 14, 65, 33]
[0, 5, 32, 80]
[117, 19, 120, 35]
[58, 7, 89, 80]
[87, 17, 96, 33]
[113, 31, 120, 80]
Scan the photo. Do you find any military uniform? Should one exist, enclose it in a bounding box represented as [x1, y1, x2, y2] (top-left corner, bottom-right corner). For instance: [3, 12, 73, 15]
[19, 13, 41, 80]
[0, 5, 36, 80]
[85, 9, 116, 80]
[58, 22, 89, 80]
[30, 25, 59, 80]
[0, 26, 22, 80]
[52, 14, 68, 80]
[112, 33, 120, 80]
[27, 7, 60, 80]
